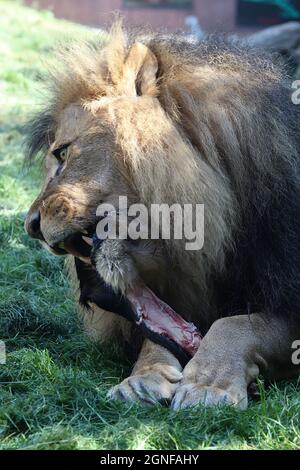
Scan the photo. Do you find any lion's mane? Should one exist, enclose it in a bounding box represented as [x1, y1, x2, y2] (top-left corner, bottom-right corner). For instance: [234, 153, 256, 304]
[26, 24, 300, 336]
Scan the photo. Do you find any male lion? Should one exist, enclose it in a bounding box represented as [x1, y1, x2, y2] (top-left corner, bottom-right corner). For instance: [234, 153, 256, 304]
[25, 25, 300, 410]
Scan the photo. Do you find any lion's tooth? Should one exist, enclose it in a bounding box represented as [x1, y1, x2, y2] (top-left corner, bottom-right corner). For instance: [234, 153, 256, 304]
[82, 236, 93, 246]
[79, 256, 91, 265]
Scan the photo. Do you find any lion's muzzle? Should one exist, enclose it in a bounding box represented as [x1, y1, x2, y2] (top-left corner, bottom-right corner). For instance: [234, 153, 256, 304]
[25, 190, 96, 258]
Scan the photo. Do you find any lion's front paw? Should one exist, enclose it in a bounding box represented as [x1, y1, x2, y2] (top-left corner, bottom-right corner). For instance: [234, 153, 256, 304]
[107, 368, 182, 405]
[171, 382, 248, 410]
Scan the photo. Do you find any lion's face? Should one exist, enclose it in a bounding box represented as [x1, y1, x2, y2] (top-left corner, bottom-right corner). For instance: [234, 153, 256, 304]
[25, 102, 133, 258]
[24, 39, 164, 259]
[24, 36, 201, 282]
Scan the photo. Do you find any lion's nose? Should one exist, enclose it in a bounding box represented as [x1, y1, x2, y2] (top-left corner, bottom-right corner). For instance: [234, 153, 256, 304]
[25, 210, 45, 241]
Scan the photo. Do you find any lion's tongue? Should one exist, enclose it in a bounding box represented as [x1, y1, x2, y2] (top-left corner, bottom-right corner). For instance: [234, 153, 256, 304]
[127, 285, 202, 357]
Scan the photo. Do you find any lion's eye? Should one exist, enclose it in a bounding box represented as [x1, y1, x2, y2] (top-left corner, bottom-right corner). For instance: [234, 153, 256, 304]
[59, 148, 68, 160]
[53, 143, 70, 163]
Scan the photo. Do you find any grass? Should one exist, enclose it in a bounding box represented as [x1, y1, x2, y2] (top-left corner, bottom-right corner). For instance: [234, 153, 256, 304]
[0, 0, 300, 451]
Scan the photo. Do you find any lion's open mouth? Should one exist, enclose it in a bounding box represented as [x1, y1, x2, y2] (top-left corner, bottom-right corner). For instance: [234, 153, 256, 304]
[51, 226, 95, 260]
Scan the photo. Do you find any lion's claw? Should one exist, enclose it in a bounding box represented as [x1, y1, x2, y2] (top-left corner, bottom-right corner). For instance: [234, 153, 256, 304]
[107, 370, 182, 405]
[171, 383, 248, 410]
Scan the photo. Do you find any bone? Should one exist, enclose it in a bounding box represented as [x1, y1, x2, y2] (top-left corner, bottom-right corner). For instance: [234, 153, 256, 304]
[127, 284, 202, 357]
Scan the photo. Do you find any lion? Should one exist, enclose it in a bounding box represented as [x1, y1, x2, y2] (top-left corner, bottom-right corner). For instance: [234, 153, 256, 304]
[24, 24, 300, 410]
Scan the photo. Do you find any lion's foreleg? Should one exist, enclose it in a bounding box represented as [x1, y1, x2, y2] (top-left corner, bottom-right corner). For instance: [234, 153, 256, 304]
[172, 314, 300, 410]
[107, 339, 183, 404]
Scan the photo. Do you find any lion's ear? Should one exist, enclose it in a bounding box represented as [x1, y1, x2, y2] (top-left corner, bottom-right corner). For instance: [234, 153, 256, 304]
[123, 42, 158, 97]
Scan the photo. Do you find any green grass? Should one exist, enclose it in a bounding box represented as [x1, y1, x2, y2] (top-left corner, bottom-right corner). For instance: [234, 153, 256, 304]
[0, 0, 300, 451]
